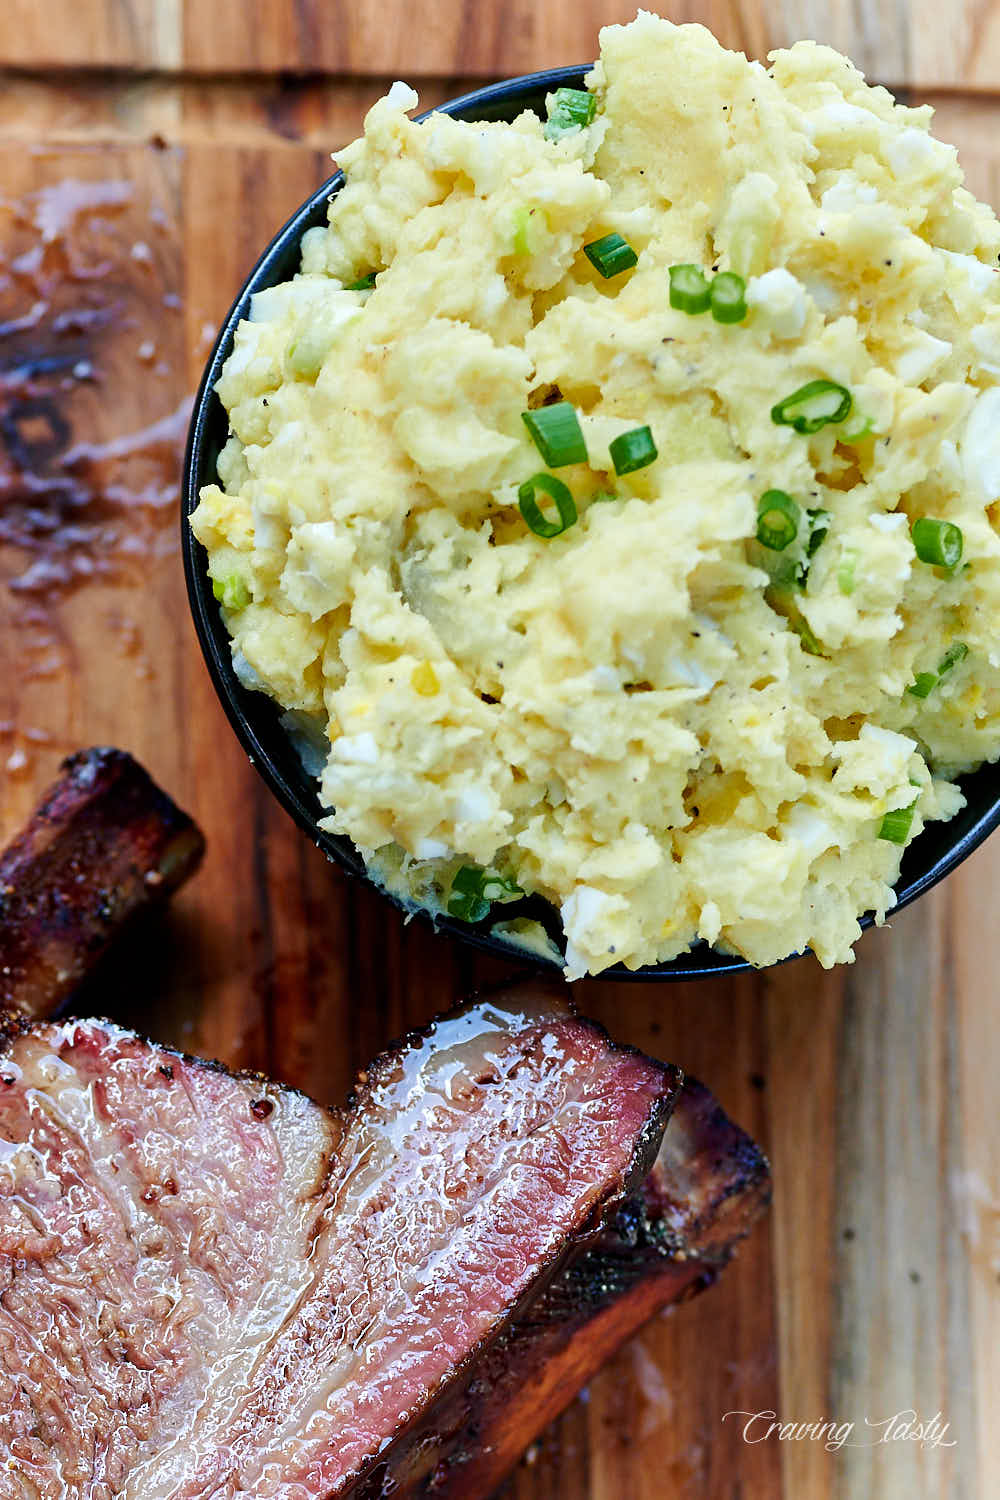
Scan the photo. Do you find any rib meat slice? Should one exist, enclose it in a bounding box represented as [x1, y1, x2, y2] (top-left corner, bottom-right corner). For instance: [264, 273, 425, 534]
[0, 748, 205, 1019]
[0, 992, 679, 1499]
[383, 1078, 770, 1498]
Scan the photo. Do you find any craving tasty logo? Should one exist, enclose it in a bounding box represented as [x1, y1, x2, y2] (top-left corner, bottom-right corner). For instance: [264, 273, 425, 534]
[721, 1409, 957, 1452]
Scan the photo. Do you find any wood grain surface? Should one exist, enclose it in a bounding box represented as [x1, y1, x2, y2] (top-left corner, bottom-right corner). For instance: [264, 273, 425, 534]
[5, 0, 1000, 90]
[0, 7, 998, 1498]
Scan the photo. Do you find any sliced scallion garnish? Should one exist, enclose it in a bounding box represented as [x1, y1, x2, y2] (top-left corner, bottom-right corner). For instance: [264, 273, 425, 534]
[753, 546, 801, 591]
[609, 425, 658, 475]
[518, 473, 578, 538]
[911, 517, 963, 569]
[212, 574, 250, 611]
[765, 586, 826, 655]
[938, 641, 969, 675]
[481, 871, 523, 901]
[287, 334, 326, 379]
[345, 272, 377, 291]
[709, 271, 748, 324]
[584, 232, 638, 279]
[907, 673, 938, 700]
[806, 508, 831, 557]
[511, 205, 545, 255]
[907, 641, 969, 699]
[447, 866, 491, 923]
[521, 402, 587, 467]
[837, 549, 858, 596]
[668, 263, 711, 314]
[447, 865, 523, 922]
[878, 799, 917, 845]
[756, 490, 801, 551]
[789, 611, 825, 657]
[544, 88, 596, 140]
[771, 379, 852, 434]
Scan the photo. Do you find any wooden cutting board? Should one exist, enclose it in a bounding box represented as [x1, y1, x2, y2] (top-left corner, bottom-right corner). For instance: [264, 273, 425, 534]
[0, 7, 997, 1496]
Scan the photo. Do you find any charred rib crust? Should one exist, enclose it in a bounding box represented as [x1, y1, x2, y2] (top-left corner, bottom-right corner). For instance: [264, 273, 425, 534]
[641, 1077, 772, 1265]
[0, 747, 205, 1018]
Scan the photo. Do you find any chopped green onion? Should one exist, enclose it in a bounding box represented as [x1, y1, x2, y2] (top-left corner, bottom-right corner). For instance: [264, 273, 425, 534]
[907, 673, 938, 700]
[511, 205, 546, 255]
[938, 641, 969, 675]
[806, 507, 831, 557]
[584, 232, 638, 279]
[771, 379, 852, 434]
[751, 544, 801, 591]
[837, 549, 858, 596]
[481, 871, 523, 902]
[345, 272, 377, 291]
[756, 490, 801, 551]
[765, 586, 826, 654]
[447, 865, 523, 922]
[518, 473, 578, 538]
[287, 334, 326, 380]
[788, 610, 825, 657]
[447, 866, 491, 923]
[544, 87, 596, 140]
[669, 264, 711, 315]
[212, 573, 250, 611]
[908, 641, 969, 699]
[521, 402, 587, 467]
[792, 511, 830, 589]
[911, 517, 963, 569]
[609, 426, 657, 475]
[878, 798, 917, 845]
[709, 271, 748, 324]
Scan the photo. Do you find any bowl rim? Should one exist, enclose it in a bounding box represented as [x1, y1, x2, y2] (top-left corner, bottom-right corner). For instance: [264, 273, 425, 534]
[182, 65, 1000, 982]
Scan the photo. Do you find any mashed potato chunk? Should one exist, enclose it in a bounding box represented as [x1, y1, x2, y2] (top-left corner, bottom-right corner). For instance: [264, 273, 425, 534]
[192, 13, 1000, 976]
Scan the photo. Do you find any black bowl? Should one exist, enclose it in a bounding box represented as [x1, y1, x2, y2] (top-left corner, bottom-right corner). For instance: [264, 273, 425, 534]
[182, 67, 1000, 981]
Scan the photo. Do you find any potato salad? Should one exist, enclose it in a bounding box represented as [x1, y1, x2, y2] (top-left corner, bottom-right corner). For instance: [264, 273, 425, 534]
[191, 13, 1000, 976]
